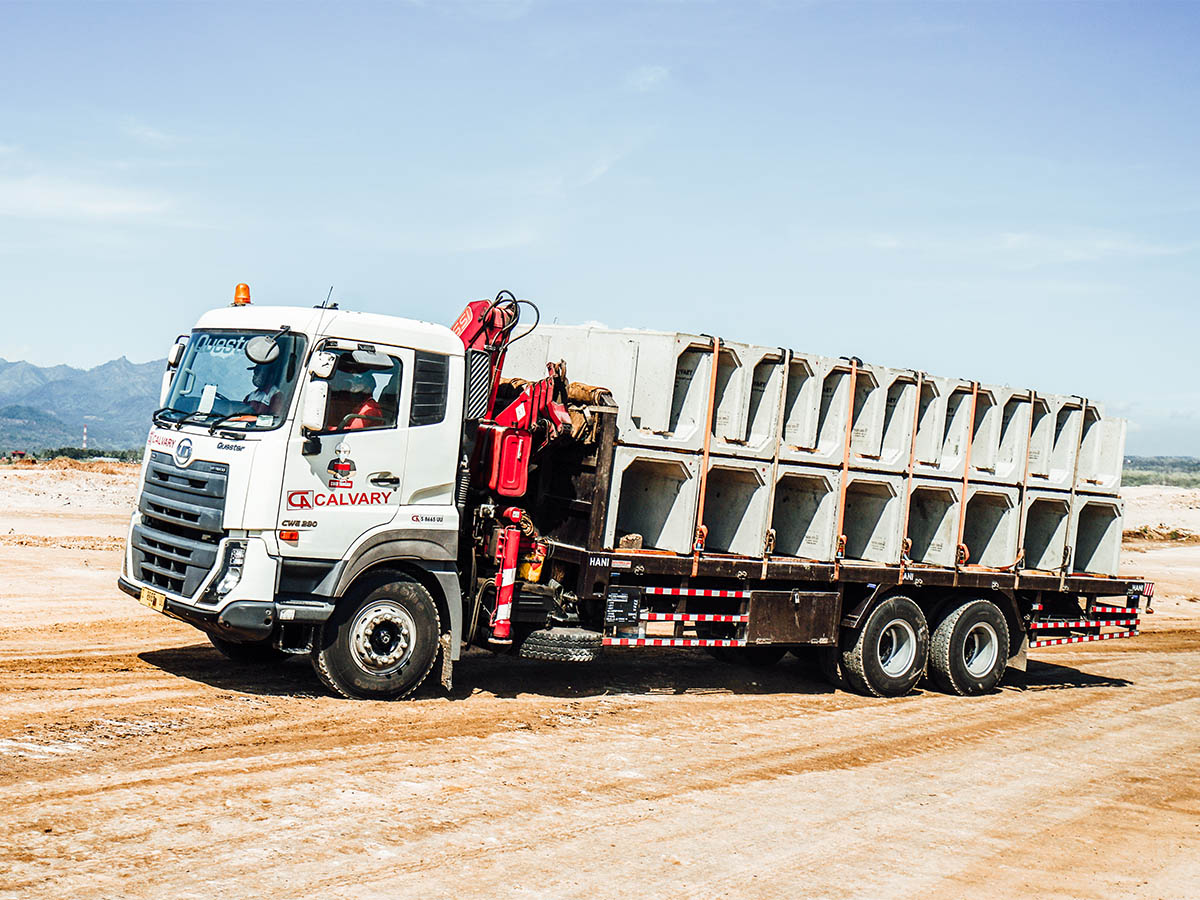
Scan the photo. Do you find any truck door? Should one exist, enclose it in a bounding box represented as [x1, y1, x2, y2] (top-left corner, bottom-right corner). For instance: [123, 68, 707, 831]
[278, 344, 412, 559]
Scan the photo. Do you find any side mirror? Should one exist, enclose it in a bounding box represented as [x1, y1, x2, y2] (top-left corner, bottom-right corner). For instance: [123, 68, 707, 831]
[301, 380, 329, 433]
[310, 351, 338, 379]
[167, 337, 188, 368]
[245, 335, 280, 365]
[159, 370, 175, 407]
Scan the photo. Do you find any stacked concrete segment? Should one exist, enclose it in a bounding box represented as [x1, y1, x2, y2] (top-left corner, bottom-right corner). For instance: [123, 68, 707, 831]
[503, 324, 1127, 576]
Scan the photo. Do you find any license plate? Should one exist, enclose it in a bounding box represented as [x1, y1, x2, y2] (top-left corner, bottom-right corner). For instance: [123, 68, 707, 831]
[139, 586, 167, 612]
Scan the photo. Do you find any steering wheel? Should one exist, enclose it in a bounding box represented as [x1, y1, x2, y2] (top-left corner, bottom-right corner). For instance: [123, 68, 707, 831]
[337, 413, 388, 428]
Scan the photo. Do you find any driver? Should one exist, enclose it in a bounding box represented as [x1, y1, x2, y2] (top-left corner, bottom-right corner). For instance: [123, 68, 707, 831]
[244, 360, 284, 416]
[328, 369, 384, 430]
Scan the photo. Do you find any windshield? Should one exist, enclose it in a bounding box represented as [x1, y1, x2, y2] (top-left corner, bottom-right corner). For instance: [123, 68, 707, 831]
[162, 330, 308, 431]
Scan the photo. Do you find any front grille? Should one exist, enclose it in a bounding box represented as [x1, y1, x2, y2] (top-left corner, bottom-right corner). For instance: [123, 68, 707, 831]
[131, 451, 228, 596]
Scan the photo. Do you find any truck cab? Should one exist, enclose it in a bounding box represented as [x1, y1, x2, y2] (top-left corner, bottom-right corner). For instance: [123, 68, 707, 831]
[119, 290, 469, 697]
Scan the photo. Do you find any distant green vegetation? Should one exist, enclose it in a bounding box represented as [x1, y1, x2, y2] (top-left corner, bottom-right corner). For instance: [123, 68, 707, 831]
[1124, 456, 1200, 488]
[37, 447, 143, 462]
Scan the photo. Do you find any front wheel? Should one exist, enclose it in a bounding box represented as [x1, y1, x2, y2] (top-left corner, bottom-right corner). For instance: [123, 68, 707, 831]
[311, 577, 442, 700]
[928, 598, 1010, 696]
[840, 595, 929, 698]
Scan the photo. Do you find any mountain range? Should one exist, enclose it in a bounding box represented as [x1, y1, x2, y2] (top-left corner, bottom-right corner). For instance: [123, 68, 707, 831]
[0, 357, 164, 451]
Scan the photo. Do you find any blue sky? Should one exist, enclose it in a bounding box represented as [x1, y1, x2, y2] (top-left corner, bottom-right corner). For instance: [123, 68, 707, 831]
[0, 1, 1196, 453]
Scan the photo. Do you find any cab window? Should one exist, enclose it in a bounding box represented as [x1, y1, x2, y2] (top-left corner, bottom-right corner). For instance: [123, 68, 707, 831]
[322, 351, 403, 433]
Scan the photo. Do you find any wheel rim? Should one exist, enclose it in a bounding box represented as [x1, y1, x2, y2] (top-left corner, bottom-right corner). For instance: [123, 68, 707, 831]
[877, 618, 918, 678]
[962, 621, 999, 678]
[349, 600, 416, 676]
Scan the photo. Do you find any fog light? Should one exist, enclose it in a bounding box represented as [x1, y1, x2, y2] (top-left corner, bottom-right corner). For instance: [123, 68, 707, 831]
[216, 568, 243, 596]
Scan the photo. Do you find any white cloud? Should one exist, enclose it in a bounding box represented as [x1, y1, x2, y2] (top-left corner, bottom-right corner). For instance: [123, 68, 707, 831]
[0, 143, 17, 155]
[122, 119, 181, 147]
[625, 65, 670, 93]
[865, 229, 1199, 266]
[0, 175, 170, 221]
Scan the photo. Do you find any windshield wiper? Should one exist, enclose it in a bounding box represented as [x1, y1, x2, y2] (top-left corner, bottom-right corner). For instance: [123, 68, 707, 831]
[207, 412, 256, 434]
[152, 407, 187, 429]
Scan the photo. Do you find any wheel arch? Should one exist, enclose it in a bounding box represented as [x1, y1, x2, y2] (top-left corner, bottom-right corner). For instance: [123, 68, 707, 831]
[338, 559, 462, 661]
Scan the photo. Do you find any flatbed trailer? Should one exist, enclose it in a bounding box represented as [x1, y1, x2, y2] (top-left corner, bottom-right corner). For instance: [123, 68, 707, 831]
[490, 403, 1150, 697]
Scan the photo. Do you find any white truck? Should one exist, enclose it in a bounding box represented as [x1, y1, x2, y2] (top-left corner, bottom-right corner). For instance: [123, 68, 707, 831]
[119, 285, 1152, 699]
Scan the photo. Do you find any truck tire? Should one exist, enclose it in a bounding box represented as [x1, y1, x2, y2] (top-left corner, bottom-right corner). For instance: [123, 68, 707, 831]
[518, 627, 603, 662]
[840, 596, 929, 698]
[311, 577, 441, 700]
[928, 598, 1010, 696]
[208, 633, 288, 664]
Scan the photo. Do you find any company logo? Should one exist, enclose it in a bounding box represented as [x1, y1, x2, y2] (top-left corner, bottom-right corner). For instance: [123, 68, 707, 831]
[286, 490, 393, 510]
[174, 438, 194, 468]
[147, 431, 176, 450]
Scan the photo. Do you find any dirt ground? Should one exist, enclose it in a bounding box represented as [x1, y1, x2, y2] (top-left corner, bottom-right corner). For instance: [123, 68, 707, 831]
[1, 465, 1198, 900]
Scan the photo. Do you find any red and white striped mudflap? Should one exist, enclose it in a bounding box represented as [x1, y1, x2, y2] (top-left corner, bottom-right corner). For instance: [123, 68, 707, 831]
[1092, 605, 1137, 615]
[1029, 618, 1139, 630]
[603, 637, 748, 648]
[489, 524, 522, 644]
[1029, 630, 1138, 649]
[641, 587, 750, 599]
[640, 612, 749, 623]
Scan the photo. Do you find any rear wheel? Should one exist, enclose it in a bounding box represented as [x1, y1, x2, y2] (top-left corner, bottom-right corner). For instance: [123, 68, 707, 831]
[841, 596, 929, 698]
[311, 577, 441, 700]
[208, 633, 288, 664]
[928, 598, 1009, 696]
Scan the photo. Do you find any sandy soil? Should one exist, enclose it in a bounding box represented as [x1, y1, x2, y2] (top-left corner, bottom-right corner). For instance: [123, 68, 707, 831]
[1, 466, 1198, 899]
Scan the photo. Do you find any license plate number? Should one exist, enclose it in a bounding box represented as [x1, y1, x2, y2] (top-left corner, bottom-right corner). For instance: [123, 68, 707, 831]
[139, 587, 167, 612]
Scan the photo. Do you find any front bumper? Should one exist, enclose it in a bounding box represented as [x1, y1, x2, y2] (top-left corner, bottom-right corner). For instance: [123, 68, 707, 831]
[118, 576, 335, 642]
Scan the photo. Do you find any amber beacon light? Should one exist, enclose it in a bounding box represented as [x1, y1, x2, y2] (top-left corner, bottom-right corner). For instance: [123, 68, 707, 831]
[233, 283, 252, 306]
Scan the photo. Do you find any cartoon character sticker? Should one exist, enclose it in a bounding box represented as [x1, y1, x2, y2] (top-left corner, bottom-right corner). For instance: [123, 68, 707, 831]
[326, 440, 356, 489]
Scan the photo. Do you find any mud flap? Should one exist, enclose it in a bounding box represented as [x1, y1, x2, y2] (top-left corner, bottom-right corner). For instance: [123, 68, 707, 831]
[1008, 635, 1029, 673]
[440, 633, 454, 691]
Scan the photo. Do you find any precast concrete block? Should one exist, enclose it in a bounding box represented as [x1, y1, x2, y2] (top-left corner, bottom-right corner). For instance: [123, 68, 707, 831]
[1076, 404, 1126, 495]
[970, 386, 1034, 487]
[710, 342, 787, 460]
[701, 457, 772, 556]
[903, 477, 962, 568]
[962, 483, 1021, 568]
[1070, 495, 1123, 577]
[840, 471, 905, 565]
[605, 446, 700, 554]
[769, 463, 840, 562]
[1027, 394, 1084, 492]
[847, 364, 920, 474]
[911, 375, 975, 480]
[778, 354, 854, 467]
[502, 324, 715, 452]
[1021, 489, 1073, 572]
